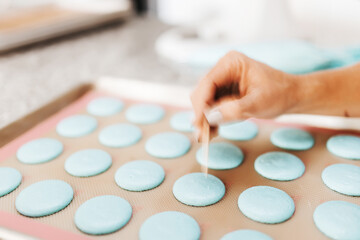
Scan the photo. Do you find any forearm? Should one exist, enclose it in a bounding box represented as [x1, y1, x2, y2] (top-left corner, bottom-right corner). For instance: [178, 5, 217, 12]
[289, 63, 360, 117]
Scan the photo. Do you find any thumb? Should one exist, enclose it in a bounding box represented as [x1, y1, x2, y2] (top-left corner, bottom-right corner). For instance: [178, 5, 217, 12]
[206, 96, 254, 125]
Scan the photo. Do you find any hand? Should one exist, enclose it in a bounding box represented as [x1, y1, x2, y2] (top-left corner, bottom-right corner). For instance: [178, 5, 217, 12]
[191, 51, 300, 140]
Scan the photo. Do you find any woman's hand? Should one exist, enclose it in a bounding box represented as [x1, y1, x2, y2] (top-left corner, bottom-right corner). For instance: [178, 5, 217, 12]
[191, 51, 300, 140]
[191, 51, 360, 141]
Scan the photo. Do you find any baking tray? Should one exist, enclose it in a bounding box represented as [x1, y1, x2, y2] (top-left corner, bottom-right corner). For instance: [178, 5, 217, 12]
[0, 77, 359, 240]
[0, 1, 132, 53]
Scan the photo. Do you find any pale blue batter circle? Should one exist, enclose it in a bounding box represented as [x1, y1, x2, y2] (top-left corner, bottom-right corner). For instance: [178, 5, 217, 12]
[196, 142, 244, 170]
[115, 160, 165, 191]
[56, 114, 97, 138]
[139, 211, 201, 240]
[173, 172, 225, 206]
[326, 135, 360, 160]
[270, 127, 314, 151]
[221, 229, 272, 240]
[75, 195, 132, 235]
[87, 97, 124, 116]
[254, 152, 305, 181]
[15, 180, 73, 217]
[321, 164, 360, 196]
[238, 186, 295, 224]
[0, 167, 22, 197]
[145, 132, 190, 158]
[219, 121, 258, 141]
[17, 138, 63, 164]
[99, 123, 142, 148]
[65, 149, 112, 177]
[126, 104, 165, 124]
[170, 111, 195, 132]
[313, 201, 360, 240]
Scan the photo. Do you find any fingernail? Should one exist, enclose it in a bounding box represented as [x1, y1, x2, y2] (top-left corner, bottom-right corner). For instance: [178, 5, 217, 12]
[205, 109, 223, 126]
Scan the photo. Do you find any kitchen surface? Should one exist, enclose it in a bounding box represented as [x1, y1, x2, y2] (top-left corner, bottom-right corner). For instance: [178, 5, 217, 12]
[0, 15, 194, 129]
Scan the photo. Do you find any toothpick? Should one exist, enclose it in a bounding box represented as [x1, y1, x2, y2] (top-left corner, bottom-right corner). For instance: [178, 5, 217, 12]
[201, 116, 210, 177]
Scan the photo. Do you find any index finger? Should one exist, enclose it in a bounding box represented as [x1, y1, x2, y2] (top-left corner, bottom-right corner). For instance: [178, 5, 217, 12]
[191, 54, 237, 130]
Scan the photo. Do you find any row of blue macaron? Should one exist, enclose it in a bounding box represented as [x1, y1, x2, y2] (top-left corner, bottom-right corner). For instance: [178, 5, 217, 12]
[1, 165, 359, 240]
[83, 97, 360, 158]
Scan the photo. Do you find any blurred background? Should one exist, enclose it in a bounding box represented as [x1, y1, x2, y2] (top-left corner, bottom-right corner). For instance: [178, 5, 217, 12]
[1, 0, 360, 129]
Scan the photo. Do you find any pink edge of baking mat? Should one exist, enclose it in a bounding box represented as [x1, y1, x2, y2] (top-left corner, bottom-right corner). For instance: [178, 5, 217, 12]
[0, 89, 359, 240]
[254, 118, 360, 136]
[0, 90, 191, 240]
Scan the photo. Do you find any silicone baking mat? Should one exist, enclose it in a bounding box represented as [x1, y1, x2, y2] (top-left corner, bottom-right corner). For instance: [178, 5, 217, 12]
[0, 78, 359, 240]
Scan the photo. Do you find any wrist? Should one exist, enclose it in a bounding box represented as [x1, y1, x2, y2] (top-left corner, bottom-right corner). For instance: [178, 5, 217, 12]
[286, 73, 325, 114]
[282, 64, 360, 117]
